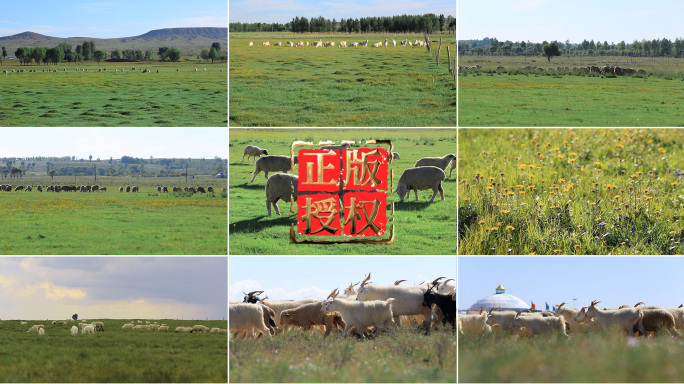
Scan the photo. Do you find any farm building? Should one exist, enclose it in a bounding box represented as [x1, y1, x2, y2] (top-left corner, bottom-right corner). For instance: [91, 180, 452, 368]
[467, 285, 530, 313]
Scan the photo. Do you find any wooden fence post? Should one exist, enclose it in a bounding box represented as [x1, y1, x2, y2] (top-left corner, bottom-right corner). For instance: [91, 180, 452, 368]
[447, 46, 451, 73]
[437, 38, 442, 66]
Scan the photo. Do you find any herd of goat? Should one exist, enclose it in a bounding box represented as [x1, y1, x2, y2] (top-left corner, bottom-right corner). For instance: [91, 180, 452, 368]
[229, 273, 456, 340]
[0, 184, 225, 193]
[460, 300, 684, 338]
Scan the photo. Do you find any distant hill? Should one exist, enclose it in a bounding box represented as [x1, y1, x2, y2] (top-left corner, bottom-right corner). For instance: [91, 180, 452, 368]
[0, 27, 227, 56]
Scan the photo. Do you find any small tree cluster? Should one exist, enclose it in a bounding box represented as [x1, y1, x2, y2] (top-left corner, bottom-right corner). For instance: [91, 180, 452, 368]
[200, 42, 221, 63]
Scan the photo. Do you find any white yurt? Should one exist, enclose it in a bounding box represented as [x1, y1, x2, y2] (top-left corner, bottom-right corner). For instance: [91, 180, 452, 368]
[467, 285, 530, 312]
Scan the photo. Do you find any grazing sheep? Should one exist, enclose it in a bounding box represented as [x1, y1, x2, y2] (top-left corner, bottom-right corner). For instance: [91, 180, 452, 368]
[392, 39, 396, 46]
[414, 154, 457, 177]
[249, 42, 253, 46]
[321, 289, 396, 339]
[287, 41, 293, 47]
[20, 321, 27, 325]
[250, 155, 297, 182]
[82, 325, 95, 334]
[265, 174, 298, 216]
[319, 143, 351, 151]
[230, 303, 272, 339]
[119, 187, 124, 192]
[423, 283, 455, 329]
[349, 42, 359, 48]
[133, 325, 149, 330]
[637, 308, 677, 337]
[38, 328, 45, 336]
[71, 326, 79, 335]
[273, 42, 282, 46]
[27, 324, 45, 333]
[262, 42, 270, 46]
[122, 323, 134, 329]
[162, 186, 168, 193]
[372, 42, 382, 47]
[243, 145, 269, 163]
[338, 41, 347, 47]
[131, 186, 139, 192]
[392, 152, 400, 160]
[125, 185, 131, 192]
[459, 310, 491, 335]
[148, 324, 160, 331]
[576, 300, 645, 336]
[513, 311, 568, 338]
[159, 325, 168, 331]
[394, 166, 446, 202]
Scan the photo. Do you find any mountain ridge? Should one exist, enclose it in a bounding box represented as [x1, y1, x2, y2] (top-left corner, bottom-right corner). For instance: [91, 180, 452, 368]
[0, 27, 227, 55]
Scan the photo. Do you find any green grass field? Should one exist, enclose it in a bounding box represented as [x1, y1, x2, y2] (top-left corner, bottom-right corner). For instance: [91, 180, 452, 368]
[459, 328, 684, 382]
[229, 128, 456, 255]
[0, 175, 227, 254]
[458, 55, 684, 126]
[229, 32, 456, 126]
[230, 324, 455, 383]
[0, 61, 227, 126]
[0, 319, 227, 382]
[458, 128, 684, 255]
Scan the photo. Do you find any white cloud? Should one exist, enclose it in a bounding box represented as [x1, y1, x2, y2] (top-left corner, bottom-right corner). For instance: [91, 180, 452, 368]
[16, 282, 87, 301]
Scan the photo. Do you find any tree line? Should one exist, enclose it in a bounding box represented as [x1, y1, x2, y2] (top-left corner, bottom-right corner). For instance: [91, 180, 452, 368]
[459, 37, 684, 58]
[230, 13, 455, 34]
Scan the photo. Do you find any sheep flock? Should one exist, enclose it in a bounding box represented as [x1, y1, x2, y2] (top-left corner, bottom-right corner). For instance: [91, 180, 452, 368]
[230, 273, 456, 341]
[459, 300, 684, 339]
[18, 319, 226, 336]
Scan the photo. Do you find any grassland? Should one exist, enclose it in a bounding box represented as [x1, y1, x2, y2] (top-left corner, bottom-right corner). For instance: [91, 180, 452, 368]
[0, 319, 227, 382]
[229, 32, 456, 126]
[458, 55, 684, 126]
[230, 324, 455, 383]
[458, 128, 684, 255]
[229, 128, 456, 255]
[459, 328, 684, 382]
[0, 61, 227, 126]
[0, 175, 227, 254]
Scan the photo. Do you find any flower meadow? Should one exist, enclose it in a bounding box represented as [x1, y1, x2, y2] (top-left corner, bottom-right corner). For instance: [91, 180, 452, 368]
[458, 128, 684, 255]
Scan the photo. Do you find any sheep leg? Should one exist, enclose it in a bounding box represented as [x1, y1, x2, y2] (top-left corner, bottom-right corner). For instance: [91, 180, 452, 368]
[429, 188, 438, 203]
[250, 168, 261, 182]
[273, 200, 281, 215]
[264, 171, 269, 179]
[242, 154, 246, 162]
[438, 183, 444, 200]
[267, 200, 272, 216]
[414, 188, 418, 201]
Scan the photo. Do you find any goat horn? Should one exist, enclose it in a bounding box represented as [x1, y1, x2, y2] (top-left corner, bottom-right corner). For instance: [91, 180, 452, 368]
[261, 295, 269, 301]
[394, 279, 406, 285]
[432, 277, 446, 285]
[443, 278, 455, 284]
[634, 302, 645, 307]
[558, 302, 566, 309]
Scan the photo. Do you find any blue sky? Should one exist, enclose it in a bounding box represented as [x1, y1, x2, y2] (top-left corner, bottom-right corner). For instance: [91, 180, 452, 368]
[459, 257, 684, 311]
[459, 0, 684, 44]
[0, 128, 227, 159]
[230, 0, 455, 24]
[0, 257, 227, 320]
[0, 0, 227, 38]
[229, 256, 456, 301]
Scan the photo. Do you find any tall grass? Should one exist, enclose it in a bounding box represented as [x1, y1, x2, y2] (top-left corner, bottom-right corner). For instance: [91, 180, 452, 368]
[229, 33, 456, 127]
[460, 327, 684, 382]
[458, 128, 684, 255]
[230, 324, 455, 383]
[0, 319, 227, 382]
[229, 128, 456, 255]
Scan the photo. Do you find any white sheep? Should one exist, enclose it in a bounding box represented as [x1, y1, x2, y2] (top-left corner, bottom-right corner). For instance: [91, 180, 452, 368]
[26, 324, 44, 333]
[436, 278, 455, 295]
[576, 300, 645, 336]
[355, 272, 434, 331]
[394, 166, 446, 202]
[38, 328, 45, 336]
[242, 145, 269, 163]
[122, 323, 134, 329]
[414, 154, 457, 176]
[338, 41, 347, 47]
[260, 298, 320, 330]
[20, 321, 27, 325]
[448, 158, 456, 178]
[250, 155, 297, 183]
[159, 325, 169, 331]
[71, 326, 78, 335]
[191, 325, 210, 333]
[321, 288, 396, 338]
[273, 42, 282, 46]
[392, 39, 396, 46]
[230, 303, 272, 339]
[372, 42, 381, 47]
[82, 325, 95, 334]
[554, 302, 586, 333]
[485, 308, 528, 336]
[249, 42, 253, 46]
[262, 42, 270, 46]
[265, 173, 298, 216]
[513, 311, 568, 338]
[148, 324, 160, 331]
[458, 311, 491, 335]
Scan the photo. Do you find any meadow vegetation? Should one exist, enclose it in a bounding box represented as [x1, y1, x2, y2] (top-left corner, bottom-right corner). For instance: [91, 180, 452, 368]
[229, 128, 456, 255]
[0, 175, 227, 255]
[230, 324, 455, 383]
[0, 61, 227, 126]
[458, 56, 684, 126]
[0, 319, 227, 382]
[229, 33, 456, 126]
[459, 327, 684, 382]
[458, 128, 684, 255]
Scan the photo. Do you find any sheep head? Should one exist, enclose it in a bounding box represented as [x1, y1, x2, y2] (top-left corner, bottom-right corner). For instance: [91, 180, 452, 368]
[394, 182, 409, 202]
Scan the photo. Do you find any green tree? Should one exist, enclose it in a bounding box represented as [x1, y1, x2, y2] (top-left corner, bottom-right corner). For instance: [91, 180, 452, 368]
[31, 47, 47, 65]
[211, 42, 221, 52]
[200, 49, 209, 61]
[1, 46, 6, 59]
[1, 169, 8, 178]
[543, 41, 561, 62]
[208, 47, 218, 63]
[144, 49, 155, 59]
[46, 47, 64, 65]
[167, 48, 181, 62]
[93, 50, 106, 64]
[48, 169, 55, 179]
[158, 47, 169, 61]
[81, 41, 92, 61]
[110, 49, 121, 60]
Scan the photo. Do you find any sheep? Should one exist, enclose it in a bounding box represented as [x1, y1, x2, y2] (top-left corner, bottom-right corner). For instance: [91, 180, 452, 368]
[27, 324, 44, 333]
[423, 283, 455, 329]
[262, 42, 270, 46]
[414, 154, 457, 177]
[265, 173, 298, 216]
[394, 166, 446, 202]
[230, 303, 272, 339]
[554, 302, 586, 333]
[162, 186, 168, 193]
[338, 41, 347, 47]
[667, 306, 684, 329]
[122, 323, 134, 329]
[249, 42, 253, 46]
[576, 300, 645, 336]
[287, 41, 294, 47]
[273, 42, 282, 46]
[355, 272, 434, 332]
[148, 324, 160, 331]
[134, 325, 149, 330]
[280, 301, 346, 337]
[119, 187, 124, 192]
[82, 325, 95, 334]
[125, 185, 131, 192]
[243, 145, 268, 163]
[392, 152, 400, 160]
[250, 155, 297, 183]
[637, 308, 677, 337]
[372, 42, 381, 48]
[38, 328, 45, 336]
[207, 186, 214, 193]
[71, 325, 79, 335]
[448, 158, 456, 178]
[191, 325, 210, 333]
[459, 310, 491, 335]
[319, 143, 351, 151]
[513, 311, 568, 338]
[384, 38, 388, 47]
[20, 321, 27, 325]
[92, 321, 104, 331]
[159, 325, 169, 331]
[321, 288, 396, 339]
